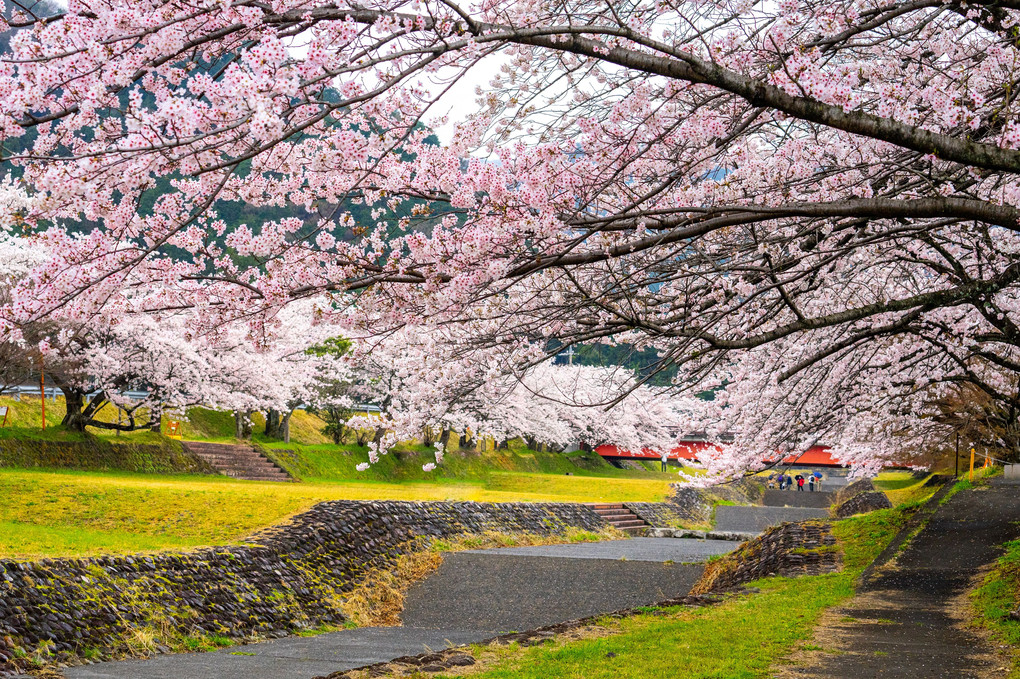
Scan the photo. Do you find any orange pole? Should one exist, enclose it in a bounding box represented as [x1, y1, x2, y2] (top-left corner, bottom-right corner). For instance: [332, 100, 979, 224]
[969, 448, 975, 482]
[39, 369, 45, 430]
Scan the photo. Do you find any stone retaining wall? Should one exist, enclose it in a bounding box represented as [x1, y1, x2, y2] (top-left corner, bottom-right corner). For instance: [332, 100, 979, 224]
[0, 501, 605, 677]
[832, 491, 893, 518]
[666, 477, 764, 525]
[833, 478, 876, 505]
[0, 438, 214, 475]
[690, 521, 840, 594]
[624, 502, 688, 528]
[831, 478, 894, 518]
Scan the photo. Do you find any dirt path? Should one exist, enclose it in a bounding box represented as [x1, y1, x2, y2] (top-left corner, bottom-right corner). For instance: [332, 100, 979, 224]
[777, 483, 1020, 678]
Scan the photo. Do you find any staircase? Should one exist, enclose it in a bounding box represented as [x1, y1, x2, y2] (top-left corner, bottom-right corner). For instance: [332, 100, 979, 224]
[585, 503, 649, 535]
[183, 442, 292, 482]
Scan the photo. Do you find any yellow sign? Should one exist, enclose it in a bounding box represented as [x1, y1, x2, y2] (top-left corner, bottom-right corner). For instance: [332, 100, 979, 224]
[166, 420, 182, 440]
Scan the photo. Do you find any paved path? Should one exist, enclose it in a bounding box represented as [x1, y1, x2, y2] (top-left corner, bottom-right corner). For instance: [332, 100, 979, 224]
[66, 538, 734, 679]
[763, 489, 834, 509]
[714, 505, 830, 533]
[460, 537, 736, 562]
[781, 483, 1020, 678]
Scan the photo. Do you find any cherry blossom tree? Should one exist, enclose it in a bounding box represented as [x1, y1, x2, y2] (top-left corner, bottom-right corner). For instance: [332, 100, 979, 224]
[3, 0, 1020, 475]
[338, 325, 696, 470]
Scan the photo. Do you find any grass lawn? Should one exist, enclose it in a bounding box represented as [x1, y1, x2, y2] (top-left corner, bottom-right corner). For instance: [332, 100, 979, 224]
[0, 466, 676, 560]
[0, 395, 685, 559]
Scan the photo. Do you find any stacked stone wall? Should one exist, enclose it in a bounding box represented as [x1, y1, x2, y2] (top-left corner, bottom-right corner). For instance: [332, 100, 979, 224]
[831, 478, 895, 518]
[832, 491, 893, 518]
[0, 501, 604, 677]
[833, 478, 876, 506]
[0, 438, 215, 475]
[665, 477, 764, 524]
[690, 521, 840, 594]
[624, 502, 688, 528]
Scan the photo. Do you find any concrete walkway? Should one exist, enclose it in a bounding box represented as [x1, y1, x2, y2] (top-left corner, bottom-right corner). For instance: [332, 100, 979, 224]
[780, 483, 1020, 678]
[714, 505, 830, 533]
[65, 538, 734, 679]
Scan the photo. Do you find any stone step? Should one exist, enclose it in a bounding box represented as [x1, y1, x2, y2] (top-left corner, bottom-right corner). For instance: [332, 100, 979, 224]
[616, 525, 647, 535]
[586, 503, 625, 510]
[608, 519, 648, 529]
[594, 509, 634, 518]
[183, 441, 292, 482]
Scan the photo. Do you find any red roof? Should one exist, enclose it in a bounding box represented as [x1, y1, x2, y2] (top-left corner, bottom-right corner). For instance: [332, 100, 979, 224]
[594, 442, 843, 467]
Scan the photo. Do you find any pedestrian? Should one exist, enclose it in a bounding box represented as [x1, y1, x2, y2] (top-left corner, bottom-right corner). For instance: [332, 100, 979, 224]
[780, 473, 787, 490]
[814, 471, 824, 490]
[661, 452, 668, 472]
[796, 474, 805, 491]
[808, 475, 815, 492]
[767, 473, 776, 489]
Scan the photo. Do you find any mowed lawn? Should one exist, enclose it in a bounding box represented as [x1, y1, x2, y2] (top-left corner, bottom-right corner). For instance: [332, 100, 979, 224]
[0, 468, 675, 560]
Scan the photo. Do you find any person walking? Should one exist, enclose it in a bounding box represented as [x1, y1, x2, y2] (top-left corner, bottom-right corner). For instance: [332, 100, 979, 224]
[808, 475, 815, 492]
[661, 453, 668, 472]
[814, 471, 824, 490]
[796, 474, 805, 491]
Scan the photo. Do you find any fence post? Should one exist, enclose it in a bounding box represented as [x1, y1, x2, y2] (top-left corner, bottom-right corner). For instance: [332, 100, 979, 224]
[969, 447, 975, 482]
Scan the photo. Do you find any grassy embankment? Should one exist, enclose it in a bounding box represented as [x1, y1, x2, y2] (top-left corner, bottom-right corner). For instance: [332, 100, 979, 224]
[362, 507, 911, 679]
[0, 396, 677, 560]
[873, 470, 941, 507]
[973, 538, 1020, 679]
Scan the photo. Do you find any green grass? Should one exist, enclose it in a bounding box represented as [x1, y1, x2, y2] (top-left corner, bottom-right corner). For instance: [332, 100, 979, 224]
[0, 465, 675, 559]
[438, 509, 907, 679]
[0, 396, 683, 559]
[972, 539, 1020, 678]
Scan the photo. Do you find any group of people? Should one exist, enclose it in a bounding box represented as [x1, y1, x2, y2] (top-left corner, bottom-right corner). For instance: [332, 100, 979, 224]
[767, 471, 824, 491]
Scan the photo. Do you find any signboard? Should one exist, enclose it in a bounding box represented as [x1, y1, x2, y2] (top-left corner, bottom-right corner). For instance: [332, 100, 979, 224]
[0, 406, 8, 427]
[166, 420, 182, 440]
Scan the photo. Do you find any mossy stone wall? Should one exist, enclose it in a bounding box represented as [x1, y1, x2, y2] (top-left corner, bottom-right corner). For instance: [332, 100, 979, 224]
[0, 438, 215, 475]
[0, 500, 605, 677]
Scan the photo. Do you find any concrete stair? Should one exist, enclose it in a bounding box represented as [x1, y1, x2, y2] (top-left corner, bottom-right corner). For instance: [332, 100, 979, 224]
[183, 441, 292, 482]
[585, 503, 649, 535]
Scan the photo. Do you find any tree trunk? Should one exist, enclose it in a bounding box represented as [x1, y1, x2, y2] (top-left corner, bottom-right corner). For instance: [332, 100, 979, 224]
[234, 410, 252, 439]
[281, 410, 291, 443]
[440, 428, 452, 448]
[498, 439, 509, 450]
[149, 399, 162, 433]
[459, 432, 475, 451]
[60, 387, 88, 432]
[265, 409, 282, 438]
[422, 426, 435, 446]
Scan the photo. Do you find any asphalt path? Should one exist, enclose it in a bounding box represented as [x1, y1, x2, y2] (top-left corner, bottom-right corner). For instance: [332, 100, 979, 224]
[459, 537, 736, 562]
[714, 505, 830, 533]
[65, 538, 734, 679]
[782, 482, 1020, 678]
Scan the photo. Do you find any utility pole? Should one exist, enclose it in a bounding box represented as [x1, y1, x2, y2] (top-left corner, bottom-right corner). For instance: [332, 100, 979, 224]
[39, 368, 45, 430]
[955, 432, 960, 478]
